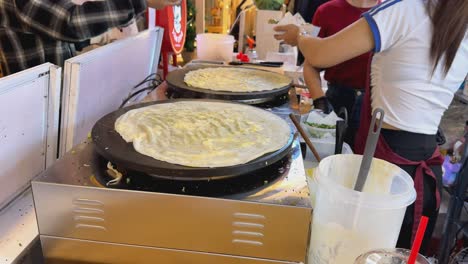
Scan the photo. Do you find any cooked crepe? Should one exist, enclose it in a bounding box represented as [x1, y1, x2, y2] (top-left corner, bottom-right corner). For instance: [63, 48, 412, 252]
[184, 67, 291, 92]
[115, 101, 291, 167]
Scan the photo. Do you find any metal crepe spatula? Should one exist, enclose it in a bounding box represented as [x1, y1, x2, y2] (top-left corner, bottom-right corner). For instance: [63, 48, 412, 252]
[354, 108, 385, 192]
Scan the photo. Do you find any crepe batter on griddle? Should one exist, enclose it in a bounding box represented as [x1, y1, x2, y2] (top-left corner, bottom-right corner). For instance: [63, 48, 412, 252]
[184, 67, 291, 92]
[115, 101, 291, 167]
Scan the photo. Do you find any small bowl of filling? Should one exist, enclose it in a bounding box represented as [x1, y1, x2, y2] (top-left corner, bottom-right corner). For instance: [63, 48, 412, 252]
[304, 122, 336, 138]
[302, 111, 341, 139]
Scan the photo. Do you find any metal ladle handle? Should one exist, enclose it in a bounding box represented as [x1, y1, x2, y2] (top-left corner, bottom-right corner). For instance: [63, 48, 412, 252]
[354, 108, 385, 192]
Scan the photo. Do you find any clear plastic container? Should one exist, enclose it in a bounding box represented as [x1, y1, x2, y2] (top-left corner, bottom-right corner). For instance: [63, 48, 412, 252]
[309, 154, 416, 264]
[304, 124, 336, 138]
[196, 34, 235, 62]
[354, 248, 430, 264]
[302, 110, 338, 139]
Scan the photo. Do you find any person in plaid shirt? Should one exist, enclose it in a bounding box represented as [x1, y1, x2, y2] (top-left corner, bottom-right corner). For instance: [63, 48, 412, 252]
[0, 0, 180, 76]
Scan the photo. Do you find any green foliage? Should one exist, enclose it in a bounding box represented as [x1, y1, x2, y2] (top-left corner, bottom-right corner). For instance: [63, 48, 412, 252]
[184, 0, 196, 52]
[254, 0, 283, 10]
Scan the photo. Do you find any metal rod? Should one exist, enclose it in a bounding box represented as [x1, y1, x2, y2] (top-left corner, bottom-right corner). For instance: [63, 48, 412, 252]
[289, 114, 321, 162]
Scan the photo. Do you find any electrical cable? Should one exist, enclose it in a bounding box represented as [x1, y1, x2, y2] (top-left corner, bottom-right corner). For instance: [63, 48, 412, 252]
[119, 86, 155, 109]
[132, 73, 163, 90]
[119, 72, 163, 108]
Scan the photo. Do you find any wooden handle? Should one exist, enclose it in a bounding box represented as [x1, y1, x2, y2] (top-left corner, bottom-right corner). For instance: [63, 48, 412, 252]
[289, 114, 321, 162]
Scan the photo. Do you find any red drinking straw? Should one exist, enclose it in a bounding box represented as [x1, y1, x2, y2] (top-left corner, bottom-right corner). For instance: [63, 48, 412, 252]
[408, 216, 429, 264]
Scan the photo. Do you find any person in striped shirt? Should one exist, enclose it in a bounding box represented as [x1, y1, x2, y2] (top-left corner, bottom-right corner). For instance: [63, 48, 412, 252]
[0, 0, 180, 76]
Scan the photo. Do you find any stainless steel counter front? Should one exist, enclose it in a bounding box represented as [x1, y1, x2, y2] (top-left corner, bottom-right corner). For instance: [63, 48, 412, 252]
[32, 138, 312, 263]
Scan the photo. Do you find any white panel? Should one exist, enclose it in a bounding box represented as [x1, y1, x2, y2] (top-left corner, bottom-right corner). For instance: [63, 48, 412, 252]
[255, 10, 282, 60]
[46, 66, 61, 168]
[60, 28, 164, 156]
[0, 63, 60, 209]
[148, 8, 156, 29]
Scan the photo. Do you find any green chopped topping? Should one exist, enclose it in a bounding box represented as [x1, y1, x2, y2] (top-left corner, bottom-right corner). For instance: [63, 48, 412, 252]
[305, 122, 336, 129]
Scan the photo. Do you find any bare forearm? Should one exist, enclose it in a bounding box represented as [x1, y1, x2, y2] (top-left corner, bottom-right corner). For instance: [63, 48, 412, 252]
[303, 61, 324, 99]
[297, 19, 374, 68]
[298, 36, 335, 68]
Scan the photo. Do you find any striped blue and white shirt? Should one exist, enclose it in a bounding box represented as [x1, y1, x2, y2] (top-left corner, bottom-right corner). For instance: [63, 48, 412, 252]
[0, 0, 147, 76]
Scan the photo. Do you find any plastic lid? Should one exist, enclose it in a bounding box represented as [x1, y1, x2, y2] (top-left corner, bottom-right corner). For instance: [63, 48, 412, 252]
[355, 248, 430, 264]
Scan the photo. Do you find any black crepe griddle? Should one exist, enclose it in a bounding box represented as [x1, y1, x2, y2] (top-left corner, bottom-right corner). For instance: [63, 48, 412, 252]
[91, 99, 294, 181]
[165, 65, 292, 103]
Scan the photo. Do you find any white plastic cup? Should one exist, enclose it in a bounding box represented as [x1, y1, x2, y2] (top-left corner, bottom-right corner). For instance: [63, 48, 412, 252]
[196, 33, 234, 62]
[354, 248, 430, 264]
[309, 154, 416, 264]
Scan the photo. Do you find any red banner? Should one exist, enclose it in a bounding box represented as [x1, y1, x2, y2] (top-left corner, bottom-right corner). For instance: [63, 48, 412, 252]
[155, 1, 187, 54]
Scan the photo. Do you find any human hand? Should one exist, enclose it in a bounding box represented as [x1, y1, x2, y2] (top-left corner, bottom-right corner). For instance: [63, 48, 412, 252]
[313, 96, 334, 114]
[273, 24, 300, 46]
[147, 0, 182, 9]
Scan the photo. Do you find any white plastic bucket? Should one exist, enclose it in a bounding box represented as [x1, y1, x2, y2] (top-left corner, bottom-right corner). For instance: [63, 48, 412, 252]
[196, 34, 234, 62]
[304, 139, 353, 207]
[309, 154, 416, 264]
